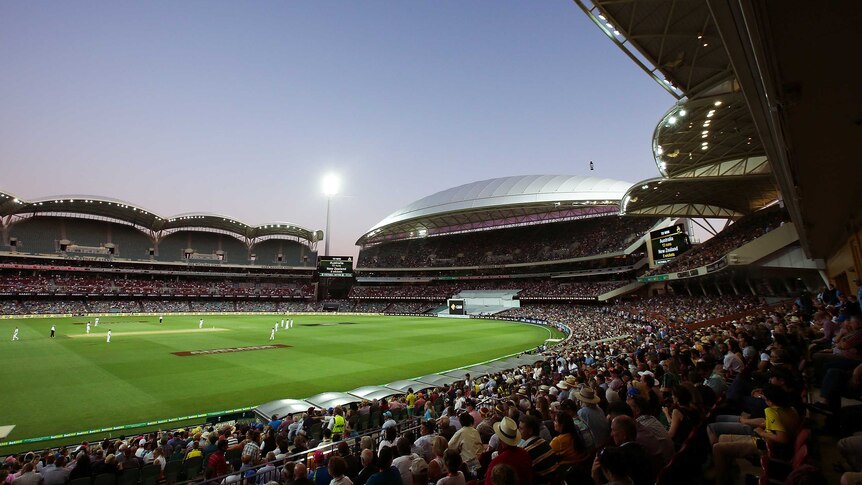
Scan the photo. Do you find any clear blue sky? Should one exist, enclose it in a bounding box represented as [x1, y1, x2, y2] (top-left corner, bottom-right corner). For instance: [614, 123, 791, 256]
[0, 1, 673, 257]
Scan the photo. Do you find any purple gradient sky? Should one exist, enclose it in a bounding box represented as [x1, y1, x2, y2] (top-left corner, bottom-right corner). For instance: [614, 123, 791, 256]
[0, 1, 672, 257]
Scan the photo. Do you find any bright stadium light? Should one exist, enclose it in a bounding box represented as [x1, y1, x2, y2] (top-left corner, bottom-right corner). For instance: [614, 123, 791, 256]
[322, 173, 340, 197]
[322, 173, 340, 256]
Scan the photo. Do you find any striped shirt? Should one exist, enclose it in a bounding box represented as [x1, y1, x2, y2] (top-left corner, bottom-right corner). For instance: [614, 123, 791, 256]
[519, 436, 559, 483]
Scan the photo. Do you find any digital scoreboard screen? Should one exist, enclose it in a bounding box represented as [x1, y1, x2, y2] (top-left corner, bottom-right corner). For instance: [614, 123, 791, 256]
[649, 224, 690, 265]
[317, 256, 354, 278]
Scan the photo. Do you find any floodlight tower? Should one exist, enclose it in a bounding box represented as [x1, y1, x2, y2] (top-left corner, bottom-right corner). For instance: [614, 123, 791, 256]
[322, 173, 340, 256]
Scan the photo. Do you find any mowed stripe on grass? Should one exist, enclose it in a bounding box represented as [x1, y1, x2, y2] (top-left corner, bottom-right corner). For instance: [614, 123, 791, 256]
[0, 314, 559, 444]
[68, 328, 230, 338]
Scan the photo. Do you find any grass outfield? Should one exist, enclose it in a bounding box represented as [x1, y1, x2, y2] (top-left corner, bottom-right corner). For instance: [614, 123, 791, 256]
[1, 313, 560, 445]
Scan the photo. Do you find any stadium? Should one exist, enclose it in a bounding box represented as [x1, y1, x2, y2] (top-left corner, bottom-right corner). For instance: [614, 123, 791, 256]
[1, 2, 860, 485]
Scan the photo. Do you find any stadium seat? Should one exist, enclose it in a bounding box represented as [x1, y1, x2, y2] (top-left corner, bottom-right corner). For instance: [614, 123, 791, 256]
[139, 464, 160, 485]
[93, 474, 116, 485]
[69, 477, 93, 485]
[163, 460, 182, 485]
[120, 467, 140, 485]
[182, 455, 204, 480]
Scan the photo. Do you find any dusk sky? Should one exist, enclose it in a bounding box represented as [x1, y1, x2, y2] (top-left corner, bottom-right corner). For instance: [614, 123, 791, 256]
[1, 1, 673, 257]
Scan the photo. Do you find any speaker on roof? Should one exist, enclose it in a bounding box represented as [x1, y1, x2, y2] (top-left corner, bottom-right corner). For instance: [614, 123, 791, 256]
[8, 238, 17, 247]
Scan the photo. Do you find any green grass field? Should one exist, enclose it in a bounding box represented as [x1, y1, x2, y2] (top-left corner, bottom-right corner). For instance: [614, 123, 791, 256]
[0, 313, 559, 446]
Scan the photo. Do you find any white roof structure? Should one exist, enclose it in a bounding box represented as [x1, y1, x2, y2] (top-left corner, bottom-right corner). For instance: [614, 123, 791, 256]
[357, 175, 631, 245]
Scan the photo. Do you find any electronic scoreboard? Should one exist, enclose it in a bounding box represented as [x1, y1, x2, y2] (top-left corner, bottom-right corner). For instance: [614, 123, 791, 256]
[317, 256, 354, 278]
[649, 224, 690, 265]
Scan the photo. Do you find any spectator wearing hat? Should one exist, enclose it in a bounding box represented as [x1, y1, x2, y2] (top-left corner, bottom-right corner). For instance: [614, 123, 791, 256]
[574, 386, 610, 448]
[409, 457, 428, 485]
[475, 407, 496, 444]
[381, 412, 397, 431]
[484, 416, 532, 485]
[516, 415, 558, 483]
[308, 451, 331, 485]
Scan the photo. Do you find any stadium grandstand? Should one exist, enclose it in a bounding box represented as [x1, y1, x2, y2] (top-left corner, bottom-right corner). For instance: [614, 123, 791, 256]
[2, 1, 860, 485]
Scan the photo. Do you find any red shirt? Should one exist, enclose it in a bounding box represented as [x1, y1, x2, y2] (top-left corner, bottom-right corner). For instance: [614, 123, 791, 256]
[484, 446, 533, 485]
[206, 451, 229, 478]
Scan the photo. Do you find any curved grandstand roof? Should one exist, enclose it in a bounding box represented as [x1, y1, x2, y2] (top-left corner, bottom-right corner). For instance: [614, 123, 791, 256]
[575, 0, 734, 99]
[621, 175, 779, 218]
[0, 192, 317, 243]
[654, 92, 769, 178]
[357, 175, 631, 245]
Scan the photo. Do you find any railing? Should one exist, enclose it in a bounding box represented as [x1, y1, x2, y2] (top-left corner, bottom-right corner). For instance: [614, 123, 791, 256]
[178, 417, 423, 485]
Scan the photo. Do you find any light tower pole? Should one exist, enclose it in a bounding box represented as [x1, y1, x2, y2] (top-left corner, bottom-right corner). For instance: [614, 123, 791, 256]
[322, 173, 339, 256]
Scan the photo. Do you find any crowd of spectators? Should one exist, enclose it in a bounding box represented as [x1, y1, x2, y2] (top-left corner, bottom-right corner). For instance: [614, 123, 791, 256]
[0, 273, 316, 299]
[86, 300, 142, 313]
[5, 286, 853, 484]
[616, 294, 765, 326]
[646, 208, 790, 276]
[140, 300, 192, 313]
[358, 217, 658, 268]
[349, 280, 631, 302]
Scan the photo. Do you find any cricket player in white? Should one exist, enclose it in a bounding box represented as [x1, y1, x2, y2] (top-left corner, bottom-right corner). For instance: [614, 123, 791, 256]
[95, 317, 100, 326]
[290, 319, 294, 328]
[87, 322, 91, 334]
[281, 319, 285, 328]
[12, 327, 19, 341]
[269, 326, 276, 341]
[274, 322, 278, 333]
[199, 319, 203, 329]
[106, 329, 111, 343]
